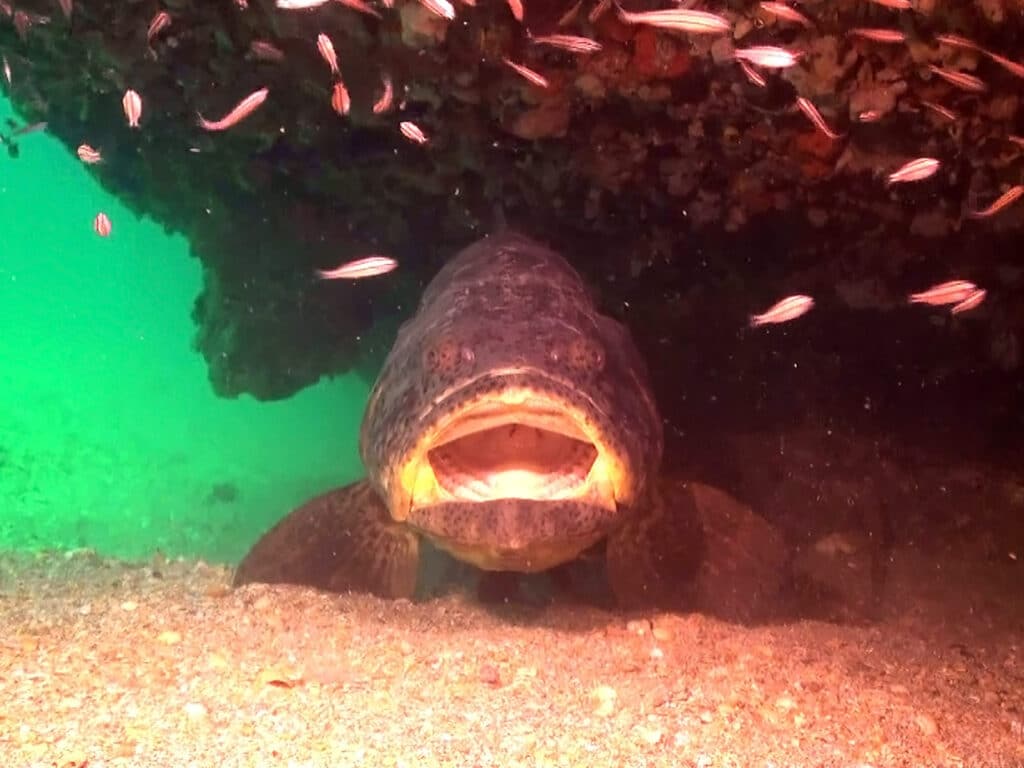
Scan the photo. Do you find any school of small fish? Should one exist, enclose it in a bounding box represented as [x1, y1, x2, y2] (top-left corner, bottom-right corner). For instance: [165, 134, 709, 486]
[0, 0, 1015, 328]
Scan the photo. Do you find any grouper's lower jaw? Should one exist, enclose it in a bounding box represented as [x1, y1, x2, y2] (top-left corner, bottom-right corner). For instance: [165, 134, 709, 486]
[406, 498, 620, 572]
[393, 383, 633, 571]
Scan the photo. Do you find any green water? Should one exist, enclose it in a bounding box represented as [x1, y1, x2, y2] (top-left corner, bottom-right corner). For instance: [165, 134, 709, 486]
[0, 94, 368, 564]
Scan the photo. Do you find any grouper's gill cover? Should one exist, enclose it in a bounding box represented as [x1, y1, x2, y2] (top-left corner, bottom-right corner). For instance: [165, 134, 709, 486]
[360, 231, 664, 544]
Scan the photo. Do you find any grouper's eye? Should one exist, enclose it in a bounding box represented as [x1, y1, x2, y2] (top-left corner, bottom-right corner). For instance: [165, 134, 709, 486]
[423, 337, 473, 376]
[567, 337, 605, 374]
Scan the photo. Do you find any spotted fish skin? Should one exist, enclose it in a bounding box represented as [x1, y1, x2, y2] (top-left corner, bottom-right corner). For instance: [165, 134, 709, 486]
[235, 232, 789, 618]
[360, 232, 662, 567]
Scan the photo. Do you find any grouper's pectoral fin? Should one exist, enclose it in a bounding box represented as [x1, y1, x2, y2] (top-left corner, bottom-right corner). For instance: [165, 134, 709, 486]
[232, 481, 420, 600]
[605, 480, 705, 611]
[606, 480, 790, 622]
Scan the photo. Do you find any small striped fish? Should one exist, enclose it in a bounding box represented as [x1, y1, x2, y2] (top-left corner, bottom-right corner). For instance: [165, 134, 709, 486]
[316, 255, 398, 280]
[750, 294, 814, 327]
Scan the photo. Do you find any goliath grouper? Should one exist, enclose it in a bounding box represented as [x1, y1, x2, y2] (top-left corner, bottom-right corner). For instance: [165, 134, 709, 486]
[235, 232, 786, 616]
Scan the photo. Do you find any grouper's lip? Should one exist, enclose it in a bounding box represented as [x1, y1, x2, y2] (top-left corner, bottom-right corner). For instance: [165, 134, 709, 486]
[405, 497, 620, 572]
[389, 367, 633, 534]
[416, 366, 608, 432]
[409, 367, 614, 494]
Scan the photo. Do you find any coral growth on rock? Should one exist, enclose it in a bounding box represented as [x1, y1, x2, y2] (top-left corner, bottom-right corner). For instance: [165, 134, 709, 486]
[0, 0, 1021, 453]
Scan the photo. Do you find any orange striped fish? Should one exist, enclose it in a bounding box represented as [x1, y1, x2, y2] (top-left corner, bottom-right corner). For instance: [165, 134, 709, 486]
[733, 46, 802, 69]
[738, 59, 766, 87]
[615, 4, 731, 34]
[934, 33, 979, 51]
[927, 64, 986, 92]
[197, 87, 269, 131]
[122, 89, 142, 128]
[919, 100, 957, 121]
[528, 33, 602, 54]
[887, 157, 940, 185]
[418, 0, 455, 19]
[331, 81, 350, 115]
[908, 280, 978, 307]
[93, 212, 112, 237]
[503, 58, 549, 88]
[848, 27, 906, 43]
[951, 289, 986, 314]
[795, 97, 843, 140]
[867, 0, 911, 8]
[967, 185, 1024, 219]
[146, 11, 171, 49]
[984, 51, 1024, 80]
[77, 143, 102, 163]
[757, 2, 812, 27]
[317, 33, 339, 77]
[400, 121, 429, 144]
[750, 295, 814, 327]
[336, 0, 382, 17]
[316, 255, 398, 280]
[373, 75, 394, 114]
[588, 0, 611, 22]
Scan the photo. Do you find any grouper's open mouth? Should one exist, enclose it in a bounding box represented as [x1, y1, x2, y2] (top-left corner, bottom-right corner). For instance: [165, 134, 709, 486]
[392, 371, 633, 571]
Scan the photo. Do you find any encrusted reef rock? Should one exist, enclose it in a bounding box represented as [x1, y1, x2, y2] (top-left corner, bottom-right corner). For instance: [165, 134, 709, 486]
[0, 0, 1022, 423]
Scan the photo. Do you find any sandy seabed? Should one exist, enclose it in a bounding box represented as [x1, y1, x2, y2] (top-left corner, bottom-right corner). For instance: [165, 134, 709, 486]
[0, 547, 1021, 768]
